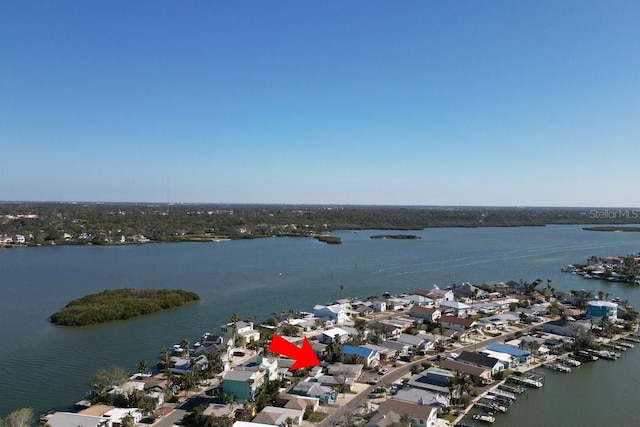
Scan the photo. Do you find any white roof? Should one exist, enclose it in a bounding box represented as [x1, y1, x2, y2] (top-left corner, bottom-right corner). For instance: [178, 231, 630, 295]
[48, 413, 105, 427]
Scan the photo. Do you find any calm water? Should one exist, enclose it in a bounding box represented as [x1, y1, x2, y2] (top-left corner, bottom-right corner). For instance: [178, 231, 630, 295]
[1, 225, 640, 424]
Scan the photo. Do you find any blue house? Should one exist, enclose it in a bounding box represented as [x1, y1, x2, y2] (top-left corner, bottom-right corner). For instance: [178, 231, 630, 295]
[586, 301, 618, 320]
[341, 345, 380, 368]
[486, 343, 531, 365]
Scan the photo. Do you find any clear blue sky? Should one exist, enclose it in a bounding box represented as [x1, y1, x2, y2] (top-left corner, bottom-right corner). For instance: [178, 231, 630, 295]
[2, 1, 638, 206]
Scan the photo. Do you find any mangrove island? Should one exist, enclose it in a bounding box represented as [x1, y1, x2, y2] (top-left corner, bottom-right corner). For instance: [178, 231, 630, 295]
[50, 288, 200, 326]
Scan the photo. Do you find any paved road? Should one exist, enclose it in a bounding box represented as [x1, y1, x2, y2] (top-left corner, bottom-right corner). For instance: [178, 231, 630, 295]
[318, 323, 542, 426]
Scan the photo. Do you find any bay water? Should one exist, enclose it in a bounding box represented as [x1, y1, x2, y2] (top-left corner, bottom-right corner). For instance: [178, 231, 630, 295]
[1, 225, 640, 424]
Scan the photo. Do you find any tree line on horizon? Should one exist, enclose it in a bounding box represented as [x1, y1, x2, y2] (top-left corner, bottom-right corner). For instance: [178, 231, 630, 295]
[1, 203, 638, 246]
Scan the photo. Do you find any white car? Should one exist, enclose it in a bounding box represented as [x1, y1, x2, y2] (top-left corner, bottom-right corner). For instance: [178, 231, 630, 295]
[378, 367, 389, 375]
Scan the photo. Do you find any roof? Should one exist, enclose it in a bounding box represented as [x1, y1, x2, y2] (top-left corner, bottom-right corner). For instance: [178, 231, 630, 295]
[409, 306, 439, 316]
[223, 369, 260, 382]
[396, 333, 426, 346]
[392, 387, 449, 407]
[377, 399, 437, 419]
[48, 413, 105, 427]
[439, 300, 471, 309]
[456, 351, 501, 369]
[438, 358, 491, 377]
[486, 343, 530, 357]
[342, 344, 377, 358]
[439, 315, 476, 327]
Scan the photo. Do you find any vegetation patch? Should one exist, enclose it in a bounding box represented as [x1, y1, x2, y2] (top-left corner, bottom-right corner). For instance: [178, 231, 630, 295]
[370, 234, 421, 239]
[583, 226, 640, 232]
[51, 288, 200, 326]
[314, 235, 342, 244]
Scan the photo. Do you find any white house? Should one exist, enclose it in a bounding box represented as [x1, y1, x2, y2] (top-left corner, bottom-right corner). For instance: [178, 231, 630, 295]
[313, 304, 350, 324]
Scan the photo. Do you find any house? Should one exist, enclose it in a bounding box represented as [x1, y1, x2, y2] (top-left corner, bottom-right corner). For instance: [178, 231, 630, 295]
[47, 412, 111, 427]
[221, 321, 260, 346]
[414, 287, 454, 305]
[542, 319, 591, 337]
[327, 362, 364, 380]
[396, 333, 429, 351]
[587, 301, 618, 320]
[341, 345, 380, 367]
[438, 300, 471, 318]
[290, 381, 337, 404]
[280, 394, 320, 412]
[313, 304, 350, 324]
[385, 297, 412, 311]
[486, 343, 531, 365]
[372, 300, 387, 312]
[222, 369, 266, 400]
[407, 367, 454, 394]
[392, 387, 449, 408]
[409, 306, 441, 324]
[455, 351, 504, 376]
[438, 359, 492, 384]
[376, 399, 439, 427]
[405, 293, 435, 307]
[454, 282, 489, 300]
[13, 234, 26, 244]
[378, 317, 413, 333]
[252, 406, 304, 426]
[320, 327, 351, 344]
[102, 408, 142, 427]
[438, 315, 477, 332]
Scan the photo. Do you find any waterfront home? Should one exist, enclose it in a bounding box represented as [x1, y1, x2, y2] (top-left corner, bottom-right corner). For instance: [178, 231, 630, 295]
[372, 299, 387, 312]
[392, 386, 449, 407]
[486, 343, 532, 365]
[47, 412, 111, 427]
[170, 354, 209, 374]
[543, 318, 591, 337]
[439, 315, 477, 332]
[320, 327, 351, 344]
[438, 358, 492, 384]
[455, 351, 505, 376]
[454, 282, 490, 300]
[405, 293, 435, 307]
[438, 300, 471, 318]
[221, 321, 260, 346]
[407, 367, 454, 394]
[587, 300, 618, 320]
[481, 350, 515, 369]
[385, 296, 413, 310]
[253, 406, 304, 426]
[341, 344, 380, 367]
[289, 381, 337, 404]
[376, 399, 439, 427]
[102, 408, 142, 427]
[414, 287, 454, 305]
[222, 369, 266, 401]
[107, 381, 145, 401]
[313, 304, 350, 324]
[409, 306, 441, 323]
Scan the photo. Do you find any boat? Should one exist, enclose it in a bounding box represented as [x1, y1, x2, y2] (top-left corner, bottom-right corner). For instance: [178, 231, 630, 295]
[557, 357, 581, 367]
[499, 383, 526, 394]
[508, 375, 543, 388]
[575, 350, 598, 362]
[542, 362, 572, 372]
[473, 413, 496, 424]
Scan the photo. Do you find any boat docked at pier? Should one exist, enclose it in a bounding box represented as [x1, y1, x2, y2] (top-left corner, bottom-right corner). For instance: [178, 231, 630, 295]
[473, 413, 496, 424]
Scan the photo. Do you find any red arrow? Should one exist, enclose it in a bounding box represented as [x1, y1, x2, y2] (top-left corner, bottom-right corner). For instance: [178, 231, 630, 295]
[268, 334, 321, 370]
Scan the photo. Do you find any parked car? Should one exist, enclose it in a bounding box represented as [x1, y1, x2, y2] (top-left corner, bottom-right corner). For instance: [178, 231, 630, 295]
[378, 367, 389, 375]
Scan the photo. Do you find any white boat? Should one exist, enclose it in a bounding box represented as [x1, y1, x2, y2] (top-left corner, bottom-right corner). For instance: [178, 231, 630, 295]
[473, 413, 496, 424]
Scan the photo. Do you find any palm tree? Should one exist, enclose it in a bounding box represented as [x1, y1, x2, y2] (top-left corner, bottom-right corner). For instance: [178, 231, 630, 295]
[398, 414, 415, 427]
[229, 313, 241, 345]
[137, 359, 148, 373]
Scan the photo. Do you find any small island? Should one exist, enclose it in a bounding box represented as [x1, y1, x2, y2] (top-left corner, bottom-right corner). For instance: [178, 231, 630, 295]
[314, 235, 342, 244]
[583, 226, 640, 232]
[370, 234, 421, 239]
[51, 288, 200, 326]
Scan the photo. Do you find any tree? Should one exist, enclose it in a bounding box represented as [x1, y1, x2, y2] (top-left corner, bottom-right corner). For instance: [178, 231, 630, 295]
[137, 359, 149, 373]
[398, 414, 415, 427]
[229, 313, 241, 344]
[0, 408, 34, 427]
[87, 366, 128, 403]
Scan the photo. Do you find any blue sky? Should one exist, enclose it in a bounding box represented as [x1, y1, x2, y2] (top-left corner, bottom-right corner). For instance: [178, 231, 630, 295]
[2, 1, 639, 206]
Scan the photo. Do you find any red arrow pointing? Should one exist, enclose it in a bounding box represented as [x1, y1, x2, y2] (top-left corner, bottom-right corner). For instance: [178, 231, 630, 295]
[268, 334, 321, 370]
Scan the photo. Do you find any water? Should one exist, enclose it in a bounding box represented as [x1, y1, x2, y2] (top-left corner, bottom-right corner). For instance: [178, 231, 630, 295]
[1, 225, 640, 423]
